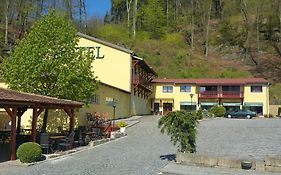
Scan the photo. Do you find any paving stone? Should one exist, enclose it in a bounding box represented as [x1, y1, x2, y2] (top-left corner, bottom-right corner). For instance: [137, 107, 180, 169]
[197, 118, 281, 160]
[0, 116, 176, 175]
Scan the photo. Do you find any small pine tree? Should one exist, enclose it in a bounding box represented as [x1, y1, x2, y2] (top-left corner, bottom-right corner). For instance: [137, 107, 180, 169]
[158, 111, 198, 153]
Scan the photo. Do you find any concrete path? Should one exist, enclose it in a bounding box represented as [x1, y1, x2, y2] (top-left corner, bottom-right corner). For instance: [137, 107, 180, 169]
[0, 115, 176, 175]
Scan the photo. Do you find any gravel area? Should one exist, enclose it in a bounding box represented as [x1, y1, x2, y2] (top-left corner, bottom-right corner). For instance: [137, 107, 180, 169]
[0, 115, 176, 175]
[197, 118, 281, 160]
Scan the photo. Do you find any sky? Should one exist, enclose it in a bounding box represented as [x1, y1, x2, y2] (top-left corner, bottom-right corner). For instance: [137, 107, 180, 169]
[85, 0, 111, 17]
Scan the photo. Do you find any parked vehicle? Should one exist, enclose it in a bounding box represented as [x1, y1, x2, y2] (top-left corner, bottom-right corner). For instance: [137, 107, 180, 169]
[224, 109, 256, 119]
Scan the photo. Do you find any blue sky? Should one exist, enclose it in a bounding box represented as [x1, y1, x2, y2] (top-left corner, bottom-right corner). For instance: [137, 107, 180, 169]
[85, 0, 111, 17]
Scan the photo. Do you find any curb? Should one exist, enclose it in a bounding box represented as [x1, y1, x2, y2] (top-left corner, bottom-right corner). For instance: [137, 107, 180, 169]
[176, 152, 281, 173]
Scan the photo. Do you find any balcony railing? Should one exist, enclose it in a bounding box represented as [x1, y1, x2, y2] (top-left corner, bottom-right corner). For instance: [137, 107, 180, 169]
[199, 91, 243, 98]
[221, 91, 243, 98]
[132, 74, 152, 90]
[199, 91, 218, 98]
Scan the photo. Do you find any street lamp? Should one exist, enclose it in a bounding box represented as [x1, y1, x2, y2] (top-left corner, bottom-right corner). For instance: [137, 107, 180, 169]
[112, 100, 116, 132]
[190, 93, 194, 111]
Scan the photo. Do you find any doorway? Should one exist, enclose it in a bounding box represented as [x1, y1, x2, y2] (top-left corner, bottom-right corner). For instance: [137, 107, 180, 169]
[163, 103, 173, 115]
[153, 103, 160, 114]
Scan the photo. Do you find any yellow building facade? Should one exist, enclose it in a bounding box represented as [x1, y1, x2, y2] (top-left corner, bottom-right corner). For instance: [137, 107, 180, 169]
[152, 78, 269, 116]
[76, 33, 157, 126]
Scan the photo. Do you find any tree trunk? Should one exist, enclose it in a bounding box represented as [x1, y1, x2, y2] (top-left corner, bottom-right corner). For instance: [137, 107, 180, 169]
[256, 0, 261, 52]
[191, 0, 194, 52]
[133, 0, 138, 39]
[205, 3, 212, 57]
[279, 0, 281, 33]
[66, 0, 73, 20]
[36, 0, 44, 18]
[166, 0, 169, 27]
[5, 0, 9, 45]
[126, 0, 132, 31]
[41, 109, 48, 133]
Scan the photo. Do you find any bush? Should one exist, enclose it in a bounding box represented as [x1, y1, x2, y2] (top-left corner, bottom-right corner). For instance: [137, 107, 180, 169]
[196, 108, 203, 120]
[209, 106, 226, 117]
[158, 111, 198, 153]
[117, 120, 127, 128]
[17, 142, 42, 163]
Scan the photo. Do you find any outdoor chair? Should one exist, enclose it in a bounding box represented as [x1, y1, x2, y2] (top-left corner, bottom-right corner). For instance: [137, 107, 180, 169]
[40, 133, 50, 154]
[58, 131, 75, 151]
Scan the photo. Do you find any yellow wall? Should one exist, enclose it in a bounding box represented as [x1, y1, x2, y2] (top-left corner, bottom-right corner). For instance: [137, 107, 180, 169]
[243, 84, 269, 115]
[131, 95, 152, 115]
[153, 83, 198, 111]
[77, 38, 132, 93]
[153, 83, 269, 115]
[78, 84, 130, 126]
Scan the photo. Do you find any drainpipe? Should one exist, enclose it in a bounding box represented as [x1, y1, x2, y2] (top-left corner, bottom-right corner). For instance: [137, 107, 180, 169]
[267, 82, 270, 116]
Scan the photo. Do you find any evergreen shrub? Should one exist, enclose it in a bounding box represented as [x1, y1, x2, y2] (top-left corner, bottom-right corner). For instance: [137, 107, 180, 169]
[158, 111, 198, 153]
[209, 106, 226, 117]
[16, 142, 42, 163]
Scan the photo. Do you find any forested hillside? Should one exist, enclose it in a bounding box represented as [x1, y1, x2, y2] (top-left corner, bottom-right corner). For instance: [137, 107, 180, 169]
[0, 0, 281, 103]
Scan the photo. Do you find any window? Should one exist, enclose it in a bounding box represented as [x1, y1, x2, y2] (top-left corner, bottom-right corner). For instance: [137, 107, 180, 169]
[180, 102, 196, 111]
[89, 95, 99, 104]
[162, 86, 173, 93]
[180, 85, 191, 92]
[251, 85, 262, 92]
[105, 97, 114, 103]
[180, 104, 196, 111]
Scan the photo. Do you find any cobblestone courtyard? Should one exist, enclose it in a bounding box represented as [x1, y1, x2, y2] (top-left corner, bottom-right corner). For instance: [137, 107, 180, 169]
[197, 118, 281, 160]
[0, 116, 176, 175]
[1, 116, 281, 175]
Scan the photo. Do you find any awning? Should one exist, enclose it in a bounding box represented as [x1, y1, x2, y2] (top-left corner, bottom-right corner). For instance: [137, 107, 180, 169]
[155, 99, 174, 103]
[244, 102, 263, 107]
[200, 102, 218, 106]
[222, 102, 241, 106]
[180, 101, 196, 105]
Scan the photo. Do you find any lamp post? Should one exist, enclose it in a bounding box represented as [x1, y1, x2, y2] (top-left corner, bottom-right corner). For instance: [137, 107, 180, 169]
[112, 99, 116, 132]
[190, 93, 194, 111]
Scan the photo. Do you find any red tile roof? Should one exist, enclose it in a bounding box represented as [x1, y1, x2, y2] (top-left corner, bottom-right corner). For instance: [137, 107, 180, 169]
[0, 87, 84, 108]
[151, 78, 269, 85]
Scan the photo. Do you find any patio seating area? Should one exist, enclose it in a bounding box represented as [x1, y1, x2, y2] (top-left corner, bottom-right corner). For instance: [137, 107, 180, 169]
[0, 112, 120, 161]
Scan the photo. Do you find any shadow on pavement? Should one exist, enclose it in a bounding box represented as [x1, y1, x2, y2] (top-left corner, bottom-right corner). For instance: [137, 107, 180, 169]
[160, 154, 176, 162]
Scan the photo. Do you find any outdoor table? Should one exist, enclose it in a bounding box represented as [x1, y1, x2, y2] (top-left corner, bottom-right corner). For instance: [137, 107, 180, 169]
[0, 130, 11, 144]
[49, 135, 66, 151]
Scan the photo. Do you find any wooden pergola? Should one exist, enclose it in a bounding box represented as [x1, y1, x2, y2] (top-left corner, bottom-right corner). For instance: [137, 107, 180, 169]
[0, 87, 84, 160]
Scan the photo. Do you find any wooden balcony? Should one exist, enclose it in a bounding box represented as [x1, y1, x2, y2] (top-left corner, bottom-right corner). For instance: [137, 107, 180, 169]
[132, 75, 152, 91]
[221, 91, 243, 98]
[132, 74, 152, 90]
[199, 91, 243, 99]
[199, 91, 218, 98]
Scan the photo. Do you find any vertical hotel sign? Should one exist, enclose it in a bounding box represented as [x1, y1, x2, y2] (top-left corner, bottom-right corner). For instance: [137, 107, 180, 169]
[81, 46, 105, 59]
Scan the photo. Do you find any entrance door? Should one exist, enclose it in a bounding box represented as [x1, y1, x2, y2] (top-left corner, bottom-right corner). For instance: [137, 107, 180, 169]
[163, 103, 173, 115]
[154, 103, 160, 114]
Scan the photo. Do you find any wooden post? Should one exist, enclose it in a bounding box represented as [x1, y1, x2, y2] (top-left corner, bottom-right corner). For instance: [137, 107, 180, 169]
[31, 108, 44, 142]
[4, 107, 17, 160]
[64, 109, 75, 133]
[16, 108, 27, 133]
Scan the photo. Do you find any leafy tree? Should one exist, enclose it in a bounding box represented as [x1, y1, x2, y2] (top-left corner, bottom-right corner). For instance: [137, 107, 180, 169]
[158, 111, 198, 153]
[142, 0, 165, 39]
[1, 9, 99, 132]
